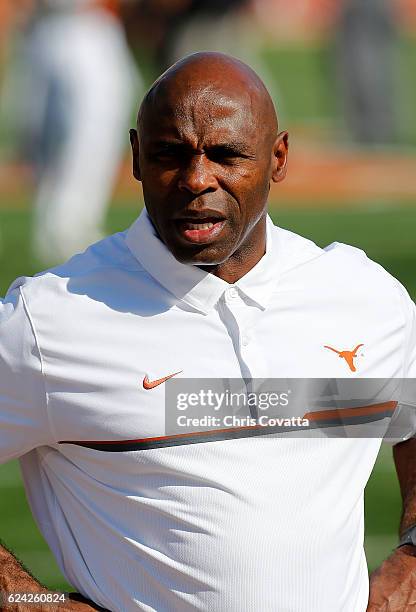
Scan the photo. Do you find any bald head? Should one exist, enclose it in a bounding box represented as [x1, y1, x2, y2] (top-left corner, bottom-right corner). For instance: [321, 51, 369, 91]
[137, 52, 278, 145]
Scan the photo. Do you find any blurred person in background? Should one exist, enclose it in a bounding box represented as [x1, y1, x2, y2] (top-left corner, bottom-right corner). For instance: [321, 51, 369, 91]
[141, 0, 251, 70]
[3, 0, 140, 265]
[123, 0, 280, 107]
[0, 2, 14, 84]
[336, 0, 398, 145]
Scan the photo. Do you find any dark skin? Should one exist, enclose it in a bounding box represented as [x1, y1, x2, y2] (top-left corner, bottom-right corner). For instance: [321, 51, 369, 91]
[0, 539, 104, 611]
[130, 52, 416, 610]
[129, 51, 288, 284]
[367, 438, 416, 611]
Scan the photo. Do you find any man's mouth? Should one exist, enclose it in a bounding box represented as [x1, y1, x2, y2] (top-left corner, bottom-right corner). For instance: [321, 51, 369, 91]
[174, 214, 227, 244]
[183, 221, 217, 230]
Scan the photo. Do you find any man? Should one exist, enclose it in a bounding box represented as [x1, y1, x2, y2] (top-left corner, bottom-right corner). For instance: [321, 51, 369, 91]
[0, 52, 415, 611]
[335, 0, 397, 145]
[1, 0, 139, 265]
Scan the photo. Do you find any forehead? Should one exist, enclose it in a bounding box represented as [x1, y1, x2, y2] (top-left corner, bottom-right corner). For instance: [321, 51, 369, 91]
[140, 83, 260, 145]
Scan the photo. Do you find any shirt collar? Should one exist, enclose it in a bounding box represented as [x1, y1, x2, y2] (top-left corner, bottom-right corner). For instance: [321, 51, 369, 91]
[125, 208, 277, 314]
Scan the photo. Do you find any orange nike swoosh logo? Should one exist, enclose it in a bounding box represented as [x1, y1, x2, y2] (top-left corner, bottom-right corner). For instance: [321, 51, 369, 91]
[324, 344, 364, 372]
[143, 371, 182, 389]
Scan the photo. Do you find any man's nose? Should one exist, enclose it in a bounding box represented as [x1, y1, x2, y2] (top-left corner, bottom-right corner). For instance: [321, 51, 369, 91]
[177, 154, 218, 194]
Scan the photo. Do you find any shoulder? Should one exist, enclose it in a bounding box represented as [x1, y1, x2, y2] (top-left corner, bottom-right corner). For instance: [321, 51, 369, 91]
[11, 230, 148, 306]
[270, 221, 414, 325]
[271, 221, 404, 296]
[2, 230, 168, 347]
[321, 240, 407, 300]
[321, 241, 415, 325]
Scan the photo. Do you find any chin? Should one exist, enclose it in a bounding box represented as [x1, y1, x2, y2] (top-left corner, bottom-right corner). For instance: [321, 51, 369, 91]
[172, 246, 229, 267]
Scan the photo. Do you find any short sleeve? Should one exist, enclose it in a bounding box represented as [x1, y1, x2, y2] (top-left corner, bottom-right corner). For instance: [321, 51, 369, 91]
[0, 277, 54, 463]
[383, 282, 416, 445]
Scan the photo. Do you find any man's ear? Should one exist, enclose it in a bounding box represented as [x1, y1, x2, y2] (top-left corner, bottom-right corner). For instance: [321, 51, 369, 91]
[129, 128, 141, 181]
[271, 131, 289, 183]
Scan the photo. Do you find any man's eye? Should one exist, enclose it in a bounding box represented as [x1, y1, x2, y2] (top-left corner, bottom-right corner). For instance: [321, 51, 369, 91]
[208, 148, 244, 162]
[153, 148, 178, 159]
[151, 148, 195, 166]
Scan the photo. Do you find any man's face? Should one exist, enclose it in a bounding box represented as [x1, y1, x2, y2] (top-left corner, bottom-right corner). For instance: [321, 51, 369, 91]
[131, 81, 287, 265]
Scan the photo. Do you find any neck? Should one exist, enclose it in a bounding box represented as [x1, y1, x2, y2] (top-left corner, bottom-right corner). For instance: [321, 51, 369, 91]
[197, 215, 267, 284]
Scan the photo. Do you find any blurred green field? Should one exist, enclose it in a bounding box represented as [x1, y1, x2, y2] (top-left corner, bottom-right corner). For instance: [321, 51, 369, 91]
[0, 202, 414, 590]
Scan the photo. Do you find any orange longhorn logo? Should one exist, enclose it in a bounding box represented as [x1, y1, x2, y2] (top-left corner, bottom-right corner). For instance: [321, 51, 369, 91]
[324, 344, 364, 372]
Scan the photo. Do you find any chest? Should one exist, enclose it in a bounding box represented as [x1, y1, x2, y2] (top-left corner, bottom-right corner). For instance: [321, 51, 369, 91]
[42, 287, 404, 445]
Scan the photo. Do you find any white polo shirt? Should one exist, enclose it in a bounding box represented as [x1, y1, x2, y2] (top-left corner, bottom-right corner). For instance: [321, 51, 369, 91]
[1, 209, 415, 611]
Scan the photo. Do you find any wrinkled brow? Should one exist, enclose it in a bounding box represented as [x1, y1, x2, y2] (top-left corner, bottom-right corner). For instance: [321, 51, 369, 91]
[150, 139, 255, 154]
